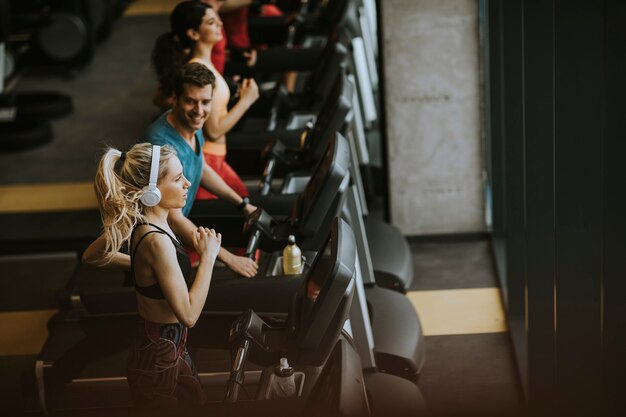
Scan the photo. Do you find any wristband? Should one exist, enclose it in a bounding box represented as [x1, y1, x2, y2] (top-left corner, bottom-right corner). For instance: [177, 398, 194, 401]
[237, 197, 250, 211]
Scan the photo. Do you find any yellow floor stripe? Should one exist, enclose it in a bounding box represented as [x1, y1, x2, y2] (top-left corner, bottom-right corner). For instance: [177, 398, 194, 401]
[0, 288, 505, 356]
[0, 182, 97, 213]
[407, 288, 507, 336]
[124, 0, 179, 16]
[0, 310, 57, 356]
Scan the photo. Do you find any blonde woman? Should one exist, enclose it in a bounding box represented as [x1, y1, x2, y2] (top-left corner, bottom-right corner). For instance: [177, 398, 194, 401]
[93, 142, 220, 409]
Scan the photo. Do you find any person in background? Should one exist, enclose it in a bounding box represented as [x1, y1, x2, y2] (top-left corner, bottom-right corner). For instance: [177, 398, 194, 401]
[92, 142, 220, 409]
[151, 1, 259, 201]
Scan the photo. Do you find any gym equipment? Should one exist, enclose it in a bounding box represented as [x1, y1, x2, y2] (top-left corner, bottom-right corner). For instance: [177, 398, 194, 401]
[229, 61, 423, 376]
[227, 131, 425, 380]
[269, 34, 348, 126]
[280, 135, 426, 380]
[231, 111, 427, 385]
[4, 0, 125, 78]
[0, 119, 52, 151]
[35, 219, 374, 416]
[334, 10, 416, 296]
[6, 0, 95, 69]
[239, 72, 414, 293]
[227, 69, 353, 179]
[1, 0, 9, 84]
[0, 0, 73, 153]
[0, 90, 72, 120]
[219, 0, 348, 80]
[342, 72, 415, 293]
[193, 131, 350, 252]
[230, 33, 347, 133]
[0, 90, 72, 152]
[247, 0, 350, 48]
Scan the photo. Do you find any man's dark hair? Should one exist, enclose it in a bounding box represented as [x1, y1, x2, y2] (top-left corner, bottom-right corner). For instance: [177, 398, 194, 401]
[172, 62, 216, 97]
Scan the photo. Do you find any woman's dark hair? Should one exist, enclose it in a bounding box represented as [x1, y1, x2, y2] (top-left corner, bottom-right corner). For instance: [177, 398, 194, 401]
[151, 1, 210, 96]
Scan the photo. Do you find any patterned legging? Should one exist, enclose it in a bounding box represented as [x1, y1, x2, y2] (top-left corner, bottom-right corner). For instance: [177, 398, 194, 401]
[126, 319, 206, 410]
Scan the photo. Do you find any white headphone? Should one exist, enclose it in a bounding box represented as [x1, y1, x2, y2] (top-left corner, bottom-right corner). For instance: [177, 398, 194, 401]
[140, 145, 162, 207]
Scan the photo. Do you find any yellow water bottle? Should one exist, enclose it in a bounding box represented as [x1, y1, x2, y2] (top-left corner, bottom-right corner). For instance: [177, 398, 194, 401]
[283, 235, 302, 275]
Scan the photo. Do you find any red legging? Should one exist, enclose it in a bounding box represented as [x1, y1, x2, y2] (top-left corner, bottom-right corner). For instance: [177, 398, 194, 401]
[195, 152, 249, 200]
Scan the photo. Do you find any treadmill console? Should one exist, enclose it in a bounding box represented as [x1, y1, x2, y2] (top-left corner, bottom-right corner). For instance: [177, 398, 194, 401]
[294, 218, 356, 365]
[229, 309, 271, 352]
[244, 207, 275, 238]
[296, 132, 351, 239]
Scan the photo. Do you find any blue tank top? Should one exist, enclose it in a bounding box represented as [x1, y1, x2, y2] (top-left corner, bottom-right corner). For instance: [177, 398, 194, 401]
[130, 223, 193, 299]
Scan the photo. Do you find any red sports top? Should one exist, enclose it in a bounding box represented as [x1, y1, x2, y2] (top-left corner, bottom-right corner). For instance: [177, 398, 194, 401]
[210, 27, 227, 74]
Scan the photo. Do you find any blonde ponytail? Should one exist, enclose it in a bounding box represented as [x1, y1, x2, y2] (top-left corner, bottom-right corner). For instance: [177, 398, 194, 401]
[93, 143, 176, 264]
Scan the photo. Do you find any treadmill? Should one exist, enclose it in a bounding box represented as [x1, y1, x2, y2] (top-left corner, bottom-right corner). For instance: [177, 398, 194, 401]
[222, 135, 426, 381]
[35, 219, 422, 417]
[231, 31, 348, 134]
[225, 68, 354, 179]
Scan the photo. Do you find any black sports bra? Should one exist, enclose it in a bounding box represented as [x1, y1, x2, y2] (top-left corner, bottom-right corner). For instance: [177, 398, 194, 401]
[130, 223, 193, 299]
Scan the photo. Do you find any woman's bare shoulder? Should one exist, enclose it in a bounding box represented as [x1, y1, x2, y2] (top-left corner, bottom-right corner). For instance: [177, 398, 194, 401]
[133, 227, 175, 256]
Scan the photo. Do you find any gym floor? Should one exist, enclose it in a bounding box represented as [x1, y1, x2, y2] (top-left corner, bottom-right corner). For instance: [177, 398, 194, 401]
[0, 2, 524, 416]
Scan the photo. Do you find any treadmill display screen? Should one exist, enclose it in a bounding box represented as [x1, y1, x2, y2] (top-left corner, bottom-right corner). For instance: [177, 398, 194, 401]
[300, 143, 333, 223]
[310, 76, 342, 147]
[306, 237, 333, 303]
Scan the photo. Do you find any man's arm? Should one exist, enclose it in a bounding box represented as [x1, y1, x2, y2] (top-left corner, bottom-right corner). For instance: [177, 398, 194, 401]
[200, 161, 257, 215]
[168, 208, 199, 247]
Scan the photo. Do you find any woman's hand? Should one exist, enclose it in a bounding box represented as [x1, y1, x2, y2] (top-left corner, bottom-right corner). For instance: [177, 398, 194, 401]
[239, 78, 260, 107]
[193, 227, 222, 261]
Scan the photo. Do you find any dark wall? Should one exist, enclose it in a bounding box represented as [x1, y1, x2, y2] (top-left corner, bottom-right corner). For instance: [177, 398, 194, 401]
[486, 0, 626, 414]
